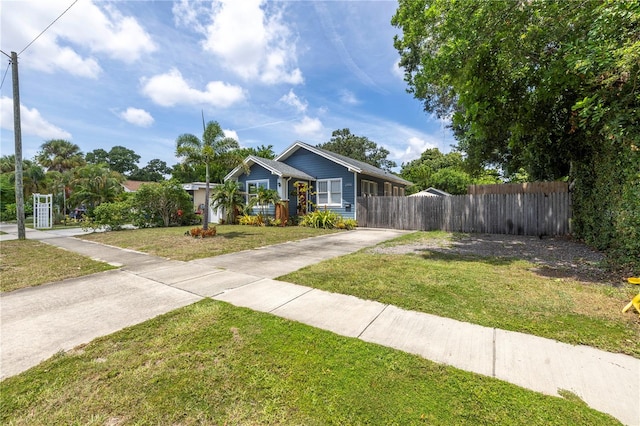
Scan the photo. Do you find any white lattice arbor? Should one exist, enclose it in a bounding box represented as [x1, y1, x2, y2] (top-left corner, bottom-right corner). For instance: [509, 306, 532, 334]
[33, 193, 53, 229]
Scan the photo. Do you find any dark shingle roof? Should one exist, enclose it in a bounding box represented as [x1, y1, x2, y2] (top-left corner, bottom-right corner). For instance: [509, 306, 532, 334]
[248, 156, 315, 180]
[281, 141, 412, 186]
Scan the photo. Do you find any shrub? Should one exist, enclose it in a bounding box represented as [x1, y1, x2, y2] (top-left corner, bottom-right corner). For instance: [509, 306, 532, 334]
[336, 218, 358, 230]
[299, 210, 341, 229]
[132, 180, 194, 228]
[188, 226, 217, 238]
[86, 201, 132, 231]
[239, 214, 266, 226]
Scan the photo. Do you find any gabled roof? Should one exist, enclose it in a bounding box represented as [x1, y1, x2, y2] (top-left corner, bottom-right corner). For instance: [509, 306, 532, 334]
[276, 141, 412, 186]
[121, 180, 151, 192]
[225, 155, 315, 181]
[409, 187, 451, 197]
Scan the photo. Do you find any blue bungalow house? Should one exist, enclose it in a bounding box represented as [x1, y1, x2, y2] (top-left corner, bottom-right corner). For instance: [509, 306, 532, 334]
[224, 141, 412, 220]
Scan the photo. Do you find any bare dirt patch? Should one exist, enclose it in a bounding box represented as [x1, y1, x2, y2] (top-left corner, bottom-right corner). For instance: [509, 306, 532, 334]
[370, 234, 617, 285]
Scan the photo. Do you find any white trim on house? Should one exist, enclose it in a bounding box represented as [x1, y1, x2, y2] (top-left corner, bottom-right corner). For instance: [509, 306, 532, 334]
[246, 179, 269, 206]
[316, 178, 342, 207]
[362, 180, 378, 196]
[353, 171, 358, 220]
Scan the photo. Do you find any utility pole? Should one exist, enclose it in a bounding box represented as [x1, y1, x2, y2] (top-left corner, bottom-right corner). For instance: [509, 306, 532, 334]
[11, 51, 26, 239]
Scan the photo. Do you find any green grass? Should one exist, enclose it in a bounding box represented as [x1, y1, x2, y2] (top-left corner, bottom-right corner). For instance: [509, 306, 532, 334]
[0, 240, 116, 292]
[0, 300, 619, 425]
[280, 232, 640, 358]
[80, 225, 339, 261]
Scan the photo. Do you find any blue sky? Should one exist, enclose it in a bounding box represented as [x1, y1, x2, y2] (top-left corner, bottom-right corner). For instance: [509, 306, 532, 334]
[1, 0, 454, 172]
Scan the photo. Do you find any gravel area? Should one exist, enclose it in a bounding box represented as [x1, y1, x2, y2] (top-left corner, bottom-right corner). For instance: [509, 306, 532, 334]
[369, 233, 615, 284]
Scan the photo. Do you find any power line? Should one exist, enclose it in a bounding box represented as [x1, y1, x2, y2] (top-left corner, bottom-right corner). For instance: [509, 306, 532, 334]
[0, 61, 10, 91]
[18, 0, 79, 56]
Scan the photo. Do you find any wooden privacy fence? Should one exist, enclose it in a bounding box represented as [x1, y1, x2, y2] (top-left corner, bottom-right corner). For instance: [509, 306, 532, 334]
[357, 193, 571, 236]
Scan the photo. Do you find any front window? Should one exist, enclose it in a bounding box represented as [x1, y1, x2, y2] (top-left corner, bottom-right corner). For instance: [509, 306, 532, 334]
[362, 180, 378, 196]
[384, 182, 392, 196]
[247, 179, 269, 204]
[317, 178, 342, 206]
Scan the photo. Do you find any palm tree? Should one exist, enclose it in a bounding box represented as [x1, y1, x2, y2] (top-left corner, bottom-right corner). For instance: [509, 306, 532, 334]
[210, 180, 246, 224]
[0, 156, 47, 198]
[69, 164, 124, 211]
[249, 186, 281, 218]
[175, 120, 241, 230]
[37, 139, 85, 173]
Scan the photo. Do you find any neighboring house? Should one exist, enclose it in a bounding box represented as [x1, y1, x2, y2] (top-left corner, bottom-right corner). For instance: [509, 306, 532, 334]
[408, 187, 451, 197]
[225, 141, 413, 220]
[182, 182, 224, 224]
[121, 180, 150, 192]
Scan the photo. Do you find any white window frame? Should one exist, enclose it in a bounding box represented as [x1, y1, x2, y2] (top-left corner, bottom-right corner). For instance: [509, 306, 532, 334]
[384, 182, 392, 196]
[246, 179, 269, 205]
[399, 187, 405, 197]
[393, 186, 399, 196]
[362, 179, 378, 196]
[316, 178, 342, 207]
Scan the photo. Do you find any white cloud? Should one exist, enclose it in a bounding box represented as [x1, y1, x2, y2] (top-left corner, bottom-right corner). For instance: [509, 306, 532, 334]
[0, 1, 156, 78]
[389, 136, 438, 165]
[119, 107, 154, 128]
[391, 59, 404, 80]
[293, 116, 323, 138]
[140, 68, 245, 108]
[175, 0, 302, 85]
[339, 90, 360, 106]
[0, 97, 71, 140]
[223, 129, 239, 141]
[279, 89, 307, 113]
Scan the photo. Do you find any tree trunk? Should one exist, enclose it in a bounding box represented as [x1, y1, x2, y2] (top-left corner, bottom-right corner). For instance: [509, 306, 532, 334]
[203, 163, 210, 230]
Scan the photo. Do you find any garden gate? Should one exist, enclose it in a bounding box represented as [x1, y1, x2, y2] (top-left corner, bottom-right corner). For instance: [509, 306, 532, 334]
[33, 193, 53, 229]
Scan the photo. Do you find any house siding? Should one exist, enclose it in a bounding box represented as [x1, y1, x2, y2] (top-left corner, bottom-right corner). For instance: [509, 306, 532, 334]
[282, 149, 356, 219]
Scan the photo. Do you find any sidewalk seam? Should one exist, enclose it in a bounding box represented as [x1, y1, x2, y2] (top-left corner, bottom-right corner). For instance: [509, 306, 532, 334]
[357, 304, 389, 339]
[492, 328, 497, 378]
[268, 285, 315, 313]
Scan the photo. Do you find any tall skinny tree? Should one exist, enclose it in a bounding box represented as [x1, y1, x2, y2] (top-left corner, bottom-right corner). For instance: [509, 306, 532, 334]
[175, 120, 241, 230]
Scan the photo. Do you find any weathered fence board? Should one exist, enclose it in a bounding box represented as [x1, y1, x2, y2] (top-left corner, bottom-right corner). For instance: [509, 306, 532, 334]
[468, 181, 569, 195]
[357, 192, 571, 236]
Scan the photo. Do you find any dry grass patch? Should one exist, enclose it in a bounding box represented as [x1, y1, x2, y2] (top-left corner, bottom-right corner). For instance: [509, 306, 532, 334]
[80, 225, 338, 261]
[0, 240, 115, 292]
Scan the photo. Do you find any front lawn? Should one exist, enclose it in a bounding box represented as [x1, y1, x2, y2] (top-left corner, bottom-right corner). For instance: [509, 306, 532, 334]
[0, 240, 116, 292]
[0, 300, 618, 425]
[80, 225, 339, 261]
[280, 232, 640, 358]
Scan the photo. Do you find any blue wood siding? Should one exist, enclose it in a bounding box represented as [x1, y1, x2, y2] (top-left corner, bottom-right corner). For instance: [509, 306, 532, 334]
[282, 149, 356, 219]
[237, 164, 278, 217]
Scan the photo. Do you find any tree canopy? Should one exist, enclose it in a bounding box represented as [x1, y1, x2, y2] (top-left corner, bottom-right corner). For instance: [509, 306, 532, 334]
[318, 129, 396, 171]
[392, 0, 639, 266]
[86, 146, 140, 176]
[129, 159, 172, 182]
[37, 139, 85, 173]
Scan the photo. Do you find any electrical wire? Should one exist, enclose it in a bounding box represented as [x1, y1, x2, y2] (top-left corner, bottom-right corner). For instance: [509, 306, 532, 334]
[0, 61, 10, 91]
[18, 0, 79, 56]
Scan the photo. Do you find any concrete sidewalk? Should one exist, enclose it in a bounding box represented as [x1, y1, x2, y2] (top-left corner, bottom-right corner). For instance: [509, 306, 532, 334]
[0, 225, 638, 425]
